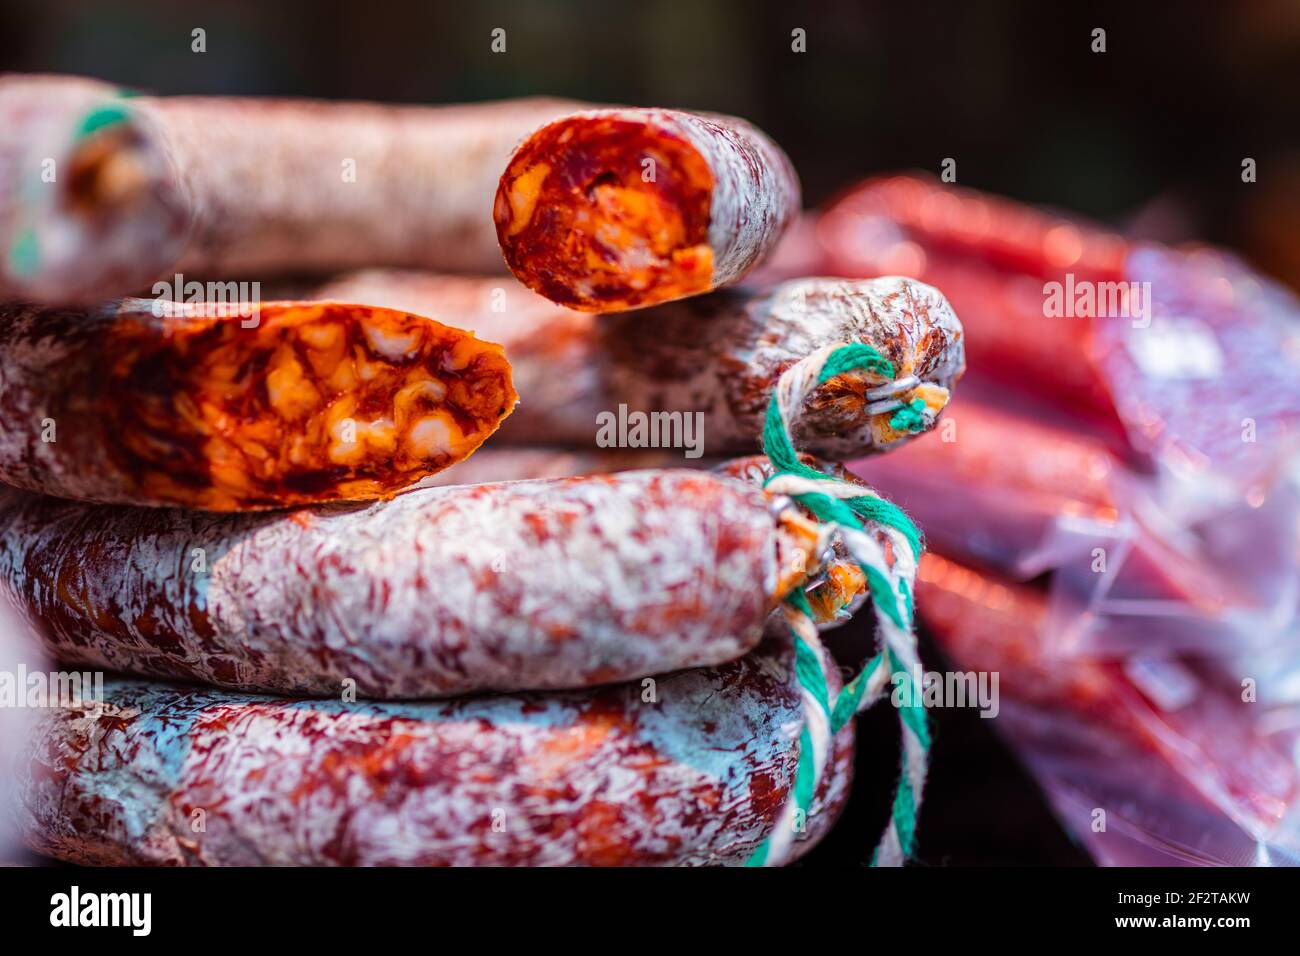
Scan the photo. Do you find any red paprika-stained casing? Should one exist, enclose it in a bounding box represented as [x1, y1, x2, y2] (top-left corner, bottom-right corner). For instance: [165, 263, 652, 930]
[12, 632, 854, 866]
[0, 470, 825, 698]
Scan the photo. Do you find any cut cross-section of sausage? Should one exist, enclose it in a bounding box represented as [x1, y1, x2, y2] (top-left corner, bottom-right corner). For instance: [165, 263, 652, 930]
[494, 108, 799, 312]
[0, 299, 517, 510]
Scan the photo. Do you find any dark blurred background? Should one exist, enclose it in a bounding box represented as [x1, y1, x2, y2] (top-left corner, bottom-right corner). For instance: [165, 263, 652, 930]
[3, 0, 1295, 866]
[3, 0, 1299, 286]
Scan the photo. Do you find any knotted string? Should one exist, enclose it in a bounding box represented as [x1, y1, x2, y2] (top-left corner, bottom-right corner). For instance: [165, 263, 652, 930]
[745, 342, 934, 868]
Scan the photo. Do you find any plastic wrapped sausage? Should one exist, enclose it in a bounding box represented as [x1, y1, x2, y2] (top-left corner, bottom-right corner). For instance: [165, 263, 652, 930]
[314, 271, 966, 459]
[10, 632, 854, 866]
[819, 174, 1300, 505]
[851, 398, 1182, 580]
[0, 469, 832, 698]
[817, 173, 1128, 421]
[0, 298, 515, 510]
[494, 108, 799, 311]
[0, 74, 579, 302]
[852, 397, 1299, 658]
[916, 553, 1300, 864]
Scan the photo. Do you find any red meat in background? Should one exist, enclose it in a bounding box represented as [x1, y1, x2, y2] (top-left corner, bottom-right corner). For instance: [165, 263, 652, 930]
[917, 553, 1300, 866]
[819, 174, 1300, 506]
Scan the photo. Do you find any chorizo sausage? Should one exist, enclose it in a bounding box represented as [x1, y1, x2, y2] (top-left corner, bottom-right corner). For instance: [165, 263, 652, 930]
[817, 174, 1127, 420]
[420, 448, 872, 629]
[422, 447, 696, 487]
[0, 470, 826, 698]
[0, 298, 516, 510]
[916, 552, 1299, 835]
[10, 632, 854, 866]
[494, 108, 799, 311]
[314, 271, 966, 459]
[0, 74, 579, 302]
[851, 399, 1238, 628]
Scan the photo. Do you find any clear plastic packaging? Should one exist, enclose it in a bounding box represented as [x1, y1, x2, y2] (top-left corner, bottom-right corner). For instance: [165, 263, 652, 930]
[851, 397, 1300, 658]
[916, 553, 1300, 866]
[829, 173, 1300, 864]
[820, 175, 1300, 512]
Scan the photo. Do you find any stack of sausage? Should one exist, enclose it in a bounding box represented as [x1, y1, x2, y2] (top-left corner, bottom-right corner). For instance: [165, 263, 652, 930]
[0, 76, 966, 865]
[820, 174, 1300, 865]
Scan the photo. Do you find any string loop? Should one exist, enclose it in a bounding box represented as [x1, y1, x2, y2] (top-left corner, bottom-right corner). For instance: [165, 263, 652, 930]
[746, 342, 932, 868]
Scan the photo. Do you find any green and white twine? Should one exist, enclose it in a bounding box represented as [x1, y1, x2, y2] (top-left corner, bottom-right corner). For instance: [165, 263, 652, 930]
[745, 342, 934, 868]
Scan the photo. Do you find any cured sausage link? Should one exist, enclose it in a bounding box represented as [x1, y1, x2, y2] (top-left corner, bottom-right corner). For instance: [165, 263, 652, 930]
[11, 634, 854, 866]
[0, 470, 826, 698]
[494, 109, 799, 311]
[0, 75, 581, 302]
[421, 449, 871, 629]
[314, 271, 967, 459]
[0, 299, 516, 510]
